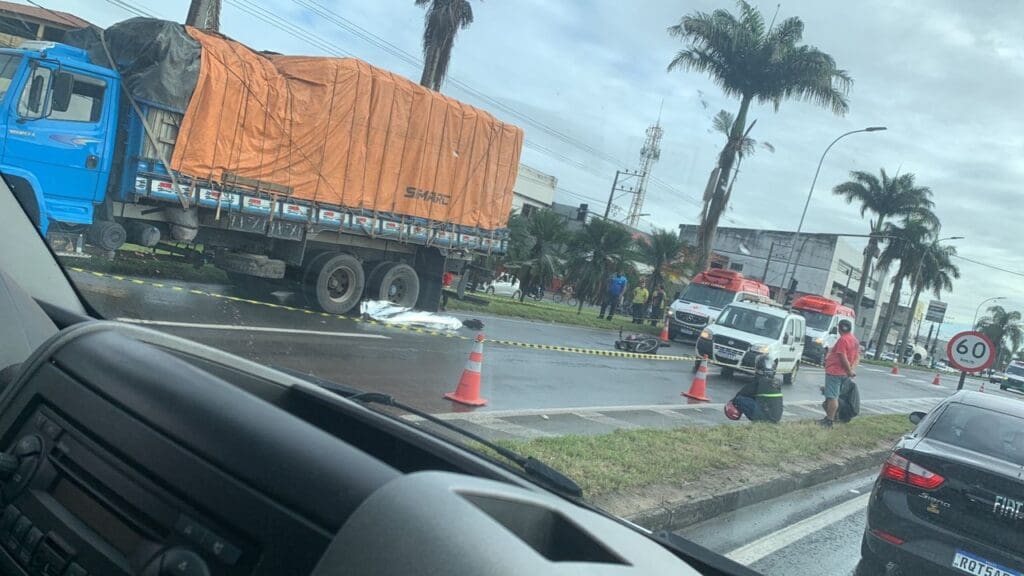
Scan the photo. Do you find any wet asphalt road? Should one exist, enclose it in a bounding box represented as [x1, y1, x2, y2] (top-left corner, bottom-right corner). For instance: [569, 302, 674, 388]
[683, 470, 878, 576]
[70, 271, 1011, 421]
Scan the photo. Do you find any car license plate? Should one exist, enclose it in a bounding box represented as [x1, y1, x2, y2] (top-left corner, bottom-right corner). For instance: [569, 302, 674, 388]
[953, 551, 1020, 576]
[679, 326, 695, 334]
[716, 348, 742, 361]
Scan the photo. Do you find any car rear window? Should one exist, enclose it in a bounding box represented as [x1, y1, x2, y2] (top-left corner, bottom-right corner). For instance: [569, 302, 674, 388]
[927, 403, 1024, 466]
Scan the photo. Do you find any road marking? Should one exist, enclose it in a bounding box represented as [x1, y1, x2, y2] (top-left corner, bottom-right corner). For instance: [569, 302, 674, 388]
[75, 268, 703, 362]
[115, 318, 392, 339]
[726, 493, 870, 566]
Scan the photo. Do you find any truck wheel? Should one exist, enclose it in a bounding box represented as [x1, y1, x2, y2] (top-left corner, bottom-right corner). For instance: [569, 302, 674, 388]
[366, 263, 419, 308]
[216, 252, 286, 279]
[86, 221, 127, 251]
[783, 364, 799, 385]
[485, 286, 495, 295]
[312, 254, 364, 314]
[364, 261, 394, 300]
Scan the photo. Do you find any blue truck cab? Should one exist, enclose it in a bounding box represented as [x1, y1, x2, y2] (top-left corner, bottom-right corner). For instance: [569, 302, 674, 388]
[0, 41, 120, 235]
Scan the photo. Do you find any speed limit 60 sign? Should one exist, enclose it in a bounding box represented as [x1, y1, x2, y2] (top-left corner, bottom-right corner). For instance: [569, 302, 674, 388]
[946, 331, 996, 373]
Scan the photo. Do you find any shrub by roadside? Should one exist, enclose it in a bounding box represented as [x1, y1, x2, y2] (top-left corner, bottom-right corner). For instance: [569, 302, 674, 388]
[60, 250, 228, 284]
[447, 293, 663, 336]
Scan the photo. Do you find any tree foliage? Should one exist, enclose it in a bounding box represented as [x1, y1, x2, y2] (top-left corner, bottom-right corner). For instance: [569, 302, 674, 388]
[416, 0, 474, 91]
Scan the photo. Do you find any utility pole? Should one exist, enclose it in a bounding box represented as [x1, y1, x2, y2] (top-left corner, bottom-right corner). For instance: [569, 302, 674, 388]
[761, 242, 776, 283]
[186, 0, 221, 31]
[603, 169, 641, 219]
[626, 117, 664, 228]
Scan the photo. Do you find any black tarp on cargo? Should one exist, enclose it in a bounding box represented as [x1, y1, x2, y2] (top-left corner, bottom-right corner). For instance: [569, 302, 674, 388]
[65, 18, 199, 111]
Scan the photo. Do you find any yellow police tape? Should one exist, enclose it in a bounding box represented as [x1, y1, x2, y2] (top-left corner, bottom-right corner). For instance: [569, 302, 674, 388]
[70, 268, 702, 361]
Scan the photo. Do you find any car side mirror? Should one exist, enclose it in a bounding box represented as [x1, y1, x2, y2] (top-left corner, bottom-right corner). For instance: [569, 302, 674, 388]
[51, 71, 73, 113]
[909, 411, 926, 425]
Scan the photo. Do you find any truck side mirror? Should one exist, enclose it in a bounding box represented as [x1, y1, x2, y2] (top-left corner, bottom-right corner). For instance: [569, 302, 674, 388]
[829, 327, 838, 335]
[51, 71, 73, 113]
[782, 334, 790, 345]
[909, 411, 926, 425]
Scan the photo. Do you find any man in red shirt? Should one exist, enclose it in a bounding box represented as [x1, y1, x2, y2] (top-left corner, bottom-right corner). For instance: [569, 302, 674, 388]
[821, 319, 859, 427]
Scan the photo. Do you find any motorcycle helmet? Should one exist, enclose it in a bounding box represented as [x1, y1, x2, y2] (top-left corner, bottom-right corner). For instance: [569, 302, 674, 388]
[724, 400, 742, 421]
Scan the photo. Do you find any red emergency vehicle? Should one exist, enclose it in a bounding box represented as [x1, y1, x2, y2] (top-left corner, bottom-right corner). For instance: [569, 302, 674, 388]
[790, 295, 856, 363]
[668, 270, 770, 340]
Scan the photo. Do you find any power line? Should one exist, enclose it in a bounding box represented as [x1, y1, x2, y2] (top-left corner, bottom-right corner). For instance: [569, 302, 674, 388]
[952, 254, 1024, 279]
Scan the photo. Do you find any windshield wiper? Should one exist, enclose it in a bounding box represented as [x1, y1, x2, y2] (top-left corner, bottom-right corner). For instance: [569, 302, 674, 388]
[278, 367, 583, 498]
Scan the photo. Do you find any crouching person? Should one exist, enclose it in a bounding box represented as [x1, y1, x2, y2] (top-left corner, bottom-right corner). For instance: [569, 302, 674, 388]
[724, 355, 783, 423]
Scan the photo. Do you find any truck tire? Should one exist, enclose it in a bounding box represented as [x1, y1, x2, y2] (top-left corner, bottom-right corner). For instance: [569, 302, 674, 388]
[86, 220, 127, 251]
[216, 253, 286, 279]
[312, 253, 364, 314]
[783, 363, 799, 385]
[366, 262, 419, 307]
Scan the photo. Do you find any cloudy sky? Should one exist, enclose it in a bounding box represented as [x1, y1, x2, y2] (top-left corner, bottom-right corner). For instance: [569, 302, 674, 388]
[41, 0, 1024, 341]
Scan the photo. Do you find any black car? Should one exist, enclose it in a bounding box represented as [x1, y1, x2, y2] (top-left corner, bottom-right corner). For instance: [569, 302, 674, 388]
[858, 391, 1024, 576]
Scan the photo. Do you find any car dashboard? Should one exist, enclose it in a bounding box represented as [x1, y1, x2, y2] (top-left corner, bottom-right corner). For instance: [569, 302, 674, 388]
[0, 288, 700, 575]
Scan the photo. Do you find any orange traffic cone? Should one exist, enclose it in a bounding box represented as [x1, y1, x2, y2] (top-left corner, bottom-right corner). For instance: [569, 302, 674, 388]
[979, 380, 986, 394]
[932, 373, 941, 386]
[891, 363, 899, 375]
[682, 355, 710, 403]
[444, 333, 487, 406]
[659, 316, 670, 344]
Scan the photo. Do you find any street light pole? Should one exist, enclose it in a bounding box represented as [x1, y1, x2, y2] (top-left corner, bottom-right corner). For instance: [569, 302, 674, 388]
[973, 296, 1006, 327]
[779, 127, 886, 299]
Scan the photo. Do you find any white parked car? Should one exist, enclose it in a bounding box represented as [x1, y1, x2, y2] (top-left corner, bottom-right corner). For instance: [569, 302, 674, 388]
[484, 275, 521, 299]
[695, 297, 806, 384]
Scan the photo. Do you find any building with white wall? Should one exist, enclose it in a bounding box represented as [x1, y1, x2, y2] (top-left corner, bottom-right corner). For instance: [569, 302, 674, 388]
[511, 165, 556, 216]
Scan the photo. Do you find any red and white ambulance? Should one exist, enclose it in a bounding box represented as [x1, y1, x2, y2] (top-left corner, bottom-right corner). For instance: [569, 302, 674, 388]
[790, 295, 855, 363]
[668, 269, 770, 341]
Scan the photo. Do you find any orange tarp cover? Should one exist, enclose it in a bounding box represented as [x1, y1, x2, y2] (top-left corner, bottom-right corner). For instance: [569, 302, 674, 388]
[170, 27, 523, 231]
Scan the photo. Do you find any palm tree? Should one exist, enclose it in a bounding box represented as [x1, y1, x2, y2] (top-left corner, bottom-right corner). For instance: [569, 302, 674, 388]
[832, 169, 937, 317]
[635, 229, 690, 296]
[976, 306, 1023, 370]
[564, 219, 635, 314]
[506, 210, 567, 302]
[668, 0, 851, 271]
[703, 110, 774, 224]
[186, 0, 220, 30]
[894, 239, 960, 354]
[415, 0, 474, 91]
[871, 216, 937, 360]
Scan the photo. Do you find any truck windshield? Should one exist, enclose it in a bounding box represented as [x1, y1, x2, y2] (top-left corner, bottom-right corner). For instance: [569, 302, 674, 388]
[793, 309, 832, 331]
[716, 307, 785, 340]
[0, 54, 21, 101]
[679, 284, 735, 309]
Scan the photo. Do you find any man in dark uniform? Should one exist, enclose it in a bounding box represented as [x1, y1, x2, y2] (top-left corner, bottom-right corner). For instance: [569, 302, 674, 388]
[725, 355, 783, 423]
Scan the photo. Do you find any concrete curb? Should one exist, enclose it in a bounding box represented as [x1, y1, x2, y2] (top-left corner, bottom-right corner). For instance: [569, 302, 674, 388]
[624, 448, 890, 532]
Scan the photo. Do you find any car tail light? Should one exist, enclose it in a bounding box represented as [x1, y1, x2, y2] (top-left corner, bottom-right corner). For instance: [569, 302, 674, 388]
[881, 452, 944, 490]
[869, 529, 905, 546]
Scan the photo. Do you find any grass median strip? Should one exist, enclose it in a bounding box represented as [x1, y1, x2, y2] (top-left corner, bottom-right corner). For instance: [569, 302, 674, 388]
[497, 414, 912, 497]
[448, 294, 663, 336]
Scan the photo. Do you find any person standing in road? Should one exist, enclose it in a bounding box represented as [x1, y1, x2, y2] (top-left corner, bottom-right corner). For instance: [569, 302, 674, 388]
[821, 318, 859, 427]
[440, 271, 455, 311]
[598, 271, 628, 320]
[648, 284, 666, 326]
[631, 280, 649, 324]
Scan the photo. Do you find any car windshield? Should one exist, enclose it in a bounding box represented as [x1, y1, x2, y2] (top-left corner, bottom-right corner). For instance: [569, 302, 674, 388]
[716, 307, 785, 340]
[793, 309, 832, 332]
[7, 1, 1023, 574]
[678, 284, 735, 309]
[927, 403, 1024, 467]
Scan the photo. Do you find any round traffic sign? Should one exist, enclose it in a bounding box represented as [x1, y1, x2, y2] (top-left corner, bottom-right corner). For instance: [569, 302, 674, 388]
[946, 331, 996, 373]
